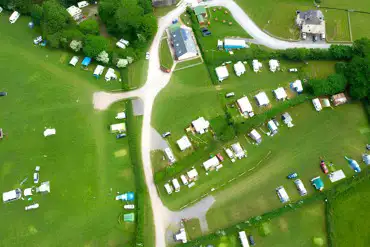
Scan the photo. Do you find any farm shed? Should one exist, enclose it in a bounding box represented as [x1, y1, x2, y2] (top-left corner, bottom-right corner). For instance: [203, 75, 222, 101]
[252, 59, 262, 72]
[291, 80, 303, 93]
[276, 186, 290, 203]
[93, 65, 105, 78]
[177, 136, 192, 151]
[203, 156, 220, 171]
[224, 39, 247, 50]
[233, 61, 246, 76]
[164, 148, 176, 163]
[187, 168, 198, 180]
[238, 231, 250, 247]
[269, 59, 280, 72]
[172, 178, 181, 192]
[69, 56, 79, 66]
[237, 96, 254, 116]
[282, 112, 293, 127]
[215, 66, 229, 82]
[267, 120, 278, 134]
[249, 129, 262, 144]
[105, 68, 117, 81]
[329, 170, 346, 183]
[110, 123, 126, 133]
[255, 92, 270, 106]
[311, 176, 324, 191]
[81, 57, 92, 66]
[231, 142, 245, 159]
[273, 87, 287, 100]
[331, 93, 347, 106]
[192, 117, 210, 134]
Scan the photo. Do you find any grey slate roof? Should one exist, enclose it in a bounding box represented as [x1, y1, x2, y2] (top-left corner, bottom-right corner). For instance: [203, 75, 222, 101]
[170, 28, 197, 59]
[298, 10, 324, 25]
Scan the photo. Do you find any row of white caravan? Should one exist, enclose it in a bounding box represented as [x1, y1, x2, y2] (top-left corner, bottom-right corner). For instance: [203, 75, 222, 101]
[164, 168, 199, 194]
[312, 93, 348, 112]
[276, 179, 308, 203]
[69, 56, 118, 81]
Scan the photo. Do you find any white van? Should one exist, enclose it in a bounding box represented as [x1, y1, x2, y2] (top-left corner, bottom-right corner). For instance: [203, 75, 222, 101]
[312, 98, 322, 112]
[9, 11, 20, 24]
[164, 183, 173, 194]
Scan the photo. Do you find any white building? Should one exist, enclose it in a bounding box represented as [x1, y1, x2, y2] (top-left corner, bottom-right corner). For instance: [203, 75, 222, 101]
[177, 136, 192, 151]
[233, 61, 246, 77]
[66, 6, 82, 21]
[164, 148, 176, 163]
[203, 156, 220, 171]
[291, 79, 303, 93]
[252, 59, 262, 72]
[255, 92, 270, 106]
[170, 26, 197, 61]
[105, 68, 117, 81]
[269, 59, 280, 72]
[231, 142, 246, 159]
[192, 117, 210, 134]
[69, 56, 79, 66]
[187, 168, 198, 181]
[215, 66, 229, 82]
[172, 178, 181, 192]
[274, 87, 288, 101]
[237, 96, 254, 116]
[276, 186, 290, 203]
[249, 129, 262, 144]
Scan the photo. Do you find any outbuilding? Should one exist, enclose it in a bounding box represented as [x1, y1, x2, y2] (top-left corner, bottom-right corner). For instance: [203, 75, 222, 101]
[105, 68, 117, 81]
[276, 186, 290, 203]
[252, 59, 262, 72]
[231, 142, 246, 159]
[177, 136, 192, 151]
[267, 120, 278, 134]
[249, 129, 262, 144]
[203, 156, 220, 171]
[187, 168, 199, 181]
[164, 147, 176, 163]
[93, 65, 105, 78]
[269, 59, 280, 72]
[255, 92, 270, 106]
[237, 96, 254, 117]
[215, 66, 229, 82]
[69, 56, 79, 66]
[110, 123, 126, 133]
[172, 178, 181, 192]
[273, 87, 287, 101]
[233, 61, 246, 76]
[331, 93, 347, 106]
[192, 117, 210, 134]
[291, 80, 303, 93]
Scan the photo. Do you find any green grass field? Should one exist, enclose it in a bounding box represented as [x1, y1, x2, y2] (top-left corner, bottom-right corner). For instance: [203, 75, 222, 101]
[329, 177, 370, 247]
[0, 14, 139, 247]
[184, 218, 202, 240]
[159, 38, 174, 70]
[126, 58, 148, 89]
[192, 201, 328, 247]
[234, 0, 369, 40]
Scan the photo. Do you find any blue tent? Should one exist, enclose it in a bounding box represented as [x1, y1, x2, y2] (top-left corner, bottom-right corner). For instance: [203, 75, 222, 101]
[82, 57, 92, 67]
[345, 156, 361, 172]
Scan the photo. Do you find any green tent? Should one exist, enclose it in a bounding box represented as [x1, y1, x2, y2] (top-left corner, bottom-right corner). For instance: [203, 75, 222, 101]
[123, 213, 135, 222]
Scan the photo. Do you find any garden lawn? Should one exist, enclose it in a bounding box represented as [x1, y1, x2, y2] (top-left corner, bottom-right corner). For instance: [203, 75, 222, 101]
[126, 58, 149, 89]
[329, 177, 370, 247]
[350, 13, 370, 41]
[324, 9, 351, 41]
[175, 57, 203, 71]
[190, 201, 328, 247]
[184, 218, 202, 240]
[0, 15, 139, 247]
[159, 38, 174, 70]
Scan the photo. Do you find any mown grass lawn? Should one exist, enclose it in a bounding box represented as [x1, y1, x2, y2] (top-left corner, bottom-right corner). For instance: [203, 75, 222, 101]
[329, 177, 370, 247]
[184, 218, 203, 240]
[192, 201, 328, 247]
[159, 38, 174, 70]
[0, 14, 138, 247]
[324, 9, 351, 41]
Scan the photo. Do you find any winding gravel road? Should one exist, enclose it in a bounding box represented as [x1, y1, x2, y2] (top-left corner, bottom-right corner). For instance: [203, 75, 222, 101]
[92, 1, 336, 246]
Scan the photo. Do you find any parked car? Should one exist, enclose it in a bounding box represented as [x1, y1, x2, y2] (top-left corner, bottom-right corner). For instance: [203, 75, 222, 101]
[313, 35, 318, 42]
[248, 235, 255, 246]
[0, 92, 7, 96]
[287, 172, 298, 179]
[216, 153, 224, 162]
[289, 68, 298, 72]
[162, 132, 171, 138]
[145, 52, 150, 60]
[200, 27, 211, 36]
[33, 173, 39, 184]
[320, 160, 329, 174]
[172, 19, 178, 24]
[116, 133, 127, 139]
[124, 204, 135, 210]
[225, 92, 235, 98]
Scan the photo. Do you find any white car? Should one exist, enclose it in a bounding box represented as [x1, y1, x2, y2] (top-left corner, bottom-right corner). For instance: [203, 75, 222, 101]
[302, 32, 307, 40]
[289, 68, 298, 72]
[25, 203, 39, 211]
[145, 52, 150, 60]
[33, 173, 39, 184]
[124, 204, 135, 210]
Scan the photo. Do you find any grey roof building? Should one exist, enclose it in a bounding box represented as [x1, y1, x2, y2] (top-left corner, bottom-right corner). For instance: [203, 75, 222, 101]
[170, 27, 197, 60]
[296, 10, 325, 35]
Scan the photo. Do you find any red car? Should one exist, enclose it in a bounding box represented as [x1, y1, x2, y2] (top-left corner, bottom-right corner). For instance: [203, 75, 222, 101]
[216, 153, 224, 162]
[320, 160, 329, 174]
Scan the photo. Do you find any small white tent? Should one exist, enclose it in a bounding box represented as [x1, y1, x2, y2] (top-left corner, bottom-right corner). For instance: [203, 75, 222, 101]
[252, 59, 262, 72]
[69, 56, 79, 66]
[255, 92, 270, 106]
[105, 68, 117, 81]
[233, 61, 246, 76]
[43, 129, 56, 137]
[192, 117, 210, 134]
[269, 59, 280, 72]
[237, 96, 254, 116]
[215, 66, 229, 81]
[177, 136, 192, 151]
[274, 87, 287, 100]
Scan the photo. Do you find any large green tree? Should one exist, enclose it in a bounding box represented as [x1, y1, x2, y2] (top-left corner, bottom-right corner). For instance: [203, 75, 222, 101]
[115, 0, 144, 35]
[79, 19, 100, 35]
[308, 73, 347, 96]
[83, 35, 109, 58]
[41, 0, 70, 36]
